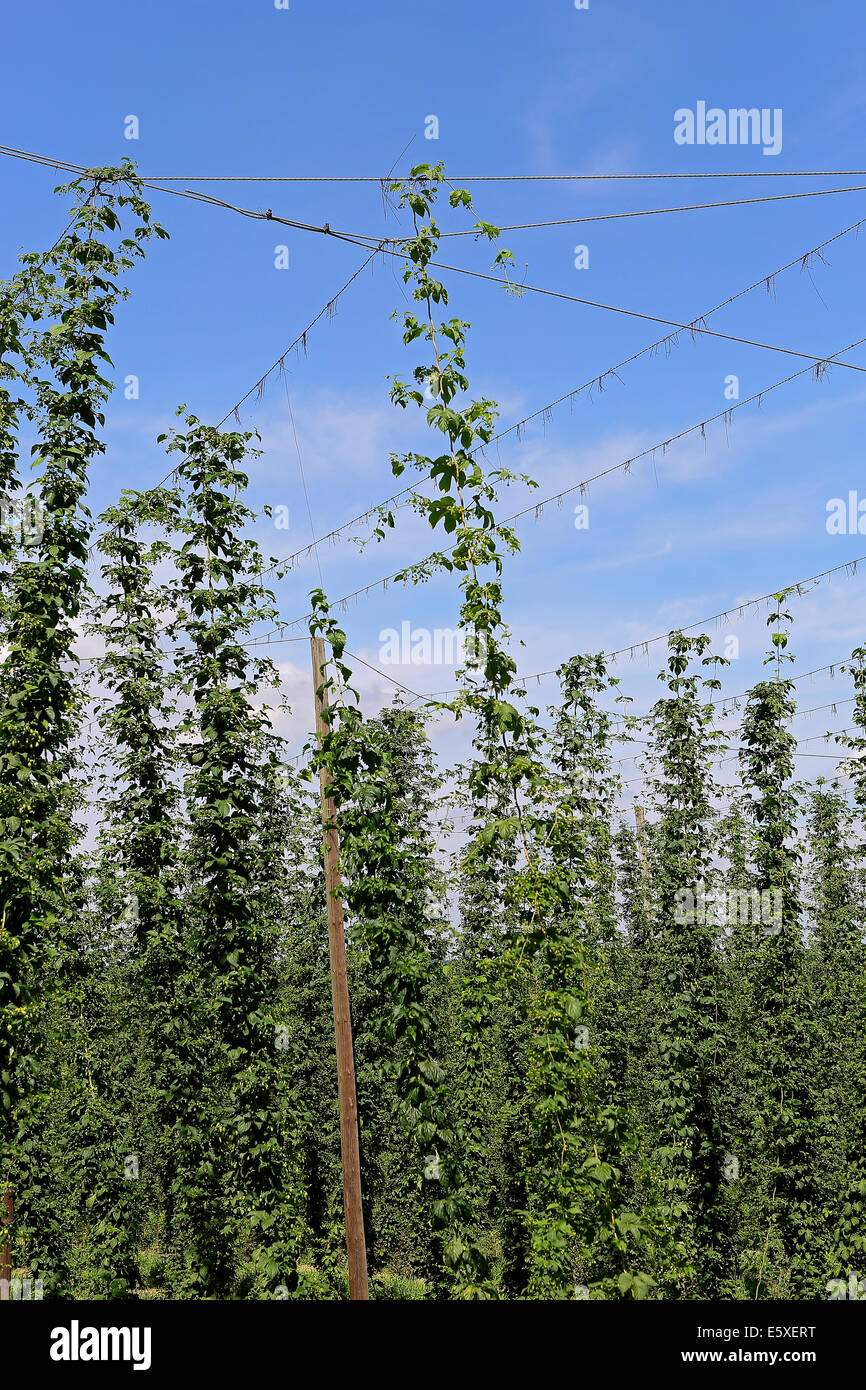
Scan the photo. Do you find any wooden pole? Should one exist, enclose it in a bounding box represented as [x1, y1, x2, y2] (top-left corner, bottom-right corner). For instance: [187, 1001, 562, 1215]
[0, 1190, 12, 1301]
[310, 636, 369, 1301]
[634, 804, 650, 917]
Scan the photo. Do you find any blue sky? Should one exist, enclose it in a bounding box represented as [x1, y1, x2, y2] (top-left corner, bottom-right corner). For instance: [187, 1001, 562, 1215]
[2, 0, 866, 797]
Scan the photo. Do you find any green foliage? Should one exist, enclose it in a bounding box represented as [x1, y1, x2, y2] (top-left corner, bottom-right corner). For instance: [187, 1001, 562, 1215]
[2, 165, 865, 1304]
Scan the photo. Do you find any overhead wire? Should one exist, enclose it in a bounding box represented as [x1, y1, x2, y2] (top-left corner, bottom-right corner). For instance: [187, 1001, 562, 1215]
[84, 240, 384, 559]
[403, 557, 866, 706]
[9, 138, 866, 570]
[247, 336, 866, 642]
[429, 182, 866, 234]
[333, 233, 866, 378]
[8, 139, 866, 749]
[7, 143, 866, 382]
[8, 145, 866, 182]
[257, 212, 866, 577]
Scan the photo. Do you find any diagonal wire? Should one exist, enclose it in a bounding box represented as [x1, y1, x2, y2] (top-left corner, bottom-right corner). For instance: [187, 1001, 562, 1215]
[246, 336, 866, 641]
[259, 212, 866, 578]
